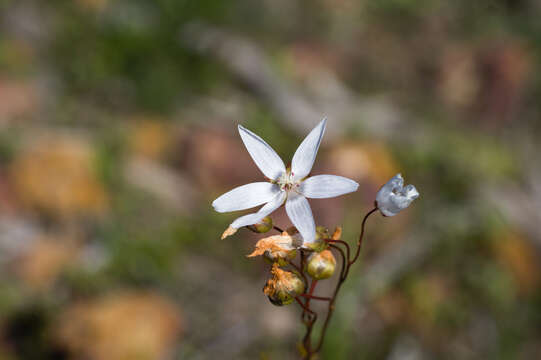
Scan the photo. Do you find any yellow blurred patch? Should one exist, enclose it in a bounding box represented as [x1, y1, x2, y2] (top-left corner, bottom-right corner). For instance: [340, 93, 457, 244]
[438, 45, 479, 108]
[9, 135, 109, 218]
[57, 292, 183, 360]
[326, 142, 397, 185]
[408, 273, 452, 324]
[373, 290, 408, 325]
[129, 120, 173, 160]
[493, 231, 540, 295]
[387, 273, 455, 342]
[16, 235, 79, 291]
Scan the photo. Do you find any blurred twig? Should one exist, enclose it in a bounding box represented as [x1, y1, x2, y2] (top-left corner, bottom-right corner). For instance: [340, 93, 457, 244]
[485, 170, 541, 252]
[359, 231, 438, 301]
[180, 23, 402, 140]
[123, 156, 198, 214]
[181, 22, 322, 134]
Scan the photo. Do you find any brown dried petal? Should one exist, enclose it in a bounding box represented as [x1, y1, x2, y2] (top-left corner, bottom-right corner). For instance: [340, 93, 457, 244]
[221, 226, 238, 240]
[247, 232, 301, 258]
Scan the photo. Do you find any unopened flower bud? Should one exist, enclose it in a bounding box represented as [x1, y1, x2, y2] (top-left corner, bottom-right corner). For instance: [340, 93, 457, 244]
[316, 226, 330, 239]
[264, 264, 305, 306]
[302, 226, 329, 252]
[248, 216, 273, 233]
[376, 173, 419, 217]
[306, 250, 336, 280]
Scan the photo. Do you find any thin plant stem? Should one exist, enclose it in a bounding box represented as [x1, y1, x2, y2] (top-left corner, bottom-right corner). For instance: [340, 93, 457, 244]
[304, 279, 318, 311]
[325, 239, 351, 263]
[300, 294, 331, 301]
[315, 243, 347, 352]
[299, 250, 309, 322]
[349, 207, 377, 265]
[295, 296, 317, 359]
[298, 255, 320, 359]
[301, 277, 319, 326]
[288, 259, 307, 285]
[295, 296, 316, 325]
[314, 207, 377, 353]
[295, 296, 316, 316]
[329, 242, 347, 280]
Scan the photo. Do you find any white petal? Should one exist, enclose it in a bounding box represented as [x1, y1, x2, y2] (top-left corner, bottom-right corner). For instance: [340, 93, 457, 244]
[231, 191, 286, 228]
[291, 118, 327, 181]
[300, 175, 359, 199]
[238, 125, 286, 180]
[285, 193, 316, 243]
[212, 182, 280, 213]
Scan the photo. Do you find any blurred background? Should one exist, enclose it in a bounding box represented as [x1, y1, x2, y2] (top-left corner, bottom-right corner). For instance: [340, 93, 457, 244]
[1, 0, 541, 359]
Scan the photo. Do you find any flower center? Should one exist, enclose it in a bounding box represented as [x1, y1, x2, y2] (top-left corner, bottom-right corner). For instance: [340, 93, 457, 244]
[277, 171, 299, 192]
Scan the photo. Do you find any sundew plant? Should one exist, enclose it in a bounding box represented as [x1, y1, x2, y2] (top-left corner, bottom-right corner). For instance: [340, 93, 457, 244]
[213, 118, 419, 359]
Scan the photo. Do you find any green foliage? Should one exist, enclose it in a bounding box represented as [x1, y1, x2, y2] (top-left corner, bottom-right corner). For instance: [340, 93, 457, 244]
[47, 0, 231, 112]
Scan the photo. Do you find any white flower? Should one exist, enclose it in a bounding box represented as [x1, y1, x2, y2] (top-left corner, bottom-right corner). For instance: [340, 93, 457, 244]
[375, 173, 419, 217]
[212, 118, 359, 243]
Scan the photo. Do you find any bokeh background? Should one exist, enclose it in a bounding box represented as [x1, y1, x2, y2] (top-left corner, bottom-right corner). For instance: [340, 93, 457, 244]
[1, 0, 541, 359]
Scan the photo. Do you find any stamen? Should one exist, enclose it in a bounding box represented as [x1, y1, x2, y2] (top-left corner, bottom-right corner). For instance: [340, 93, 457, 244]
[277, 170, 299, 192]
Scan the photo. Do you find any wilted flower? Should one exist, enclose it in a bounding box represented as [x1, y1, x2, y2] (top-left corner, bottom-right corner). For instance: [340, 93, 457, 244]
[263, 263, 305, 306]
[375, 174, 419, 217]
[247, 230, 302, 260]
[213, 118, 359, 243]
[306, 250, 336, 280]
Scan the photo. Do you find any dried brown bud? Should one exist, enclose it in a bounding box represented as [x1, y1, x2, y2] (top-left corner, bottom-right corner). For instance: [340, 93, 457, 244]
[263, 264, 305, 306]
[247, 230, 302, 262]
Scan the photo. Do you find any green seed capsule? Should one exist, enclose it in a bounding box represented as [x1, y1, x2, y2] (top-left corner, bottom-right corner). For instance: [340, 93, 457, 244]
[249, 216, 273, 233]
[306, 250, 336, 280]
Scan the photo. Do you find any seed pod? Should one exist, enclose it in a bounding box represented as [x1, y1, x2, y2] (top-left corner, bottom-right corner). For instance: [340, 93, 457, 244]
[306, 250, 336, 280]
[263, 264, 305, 306]
[248, 216, 273, 233]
